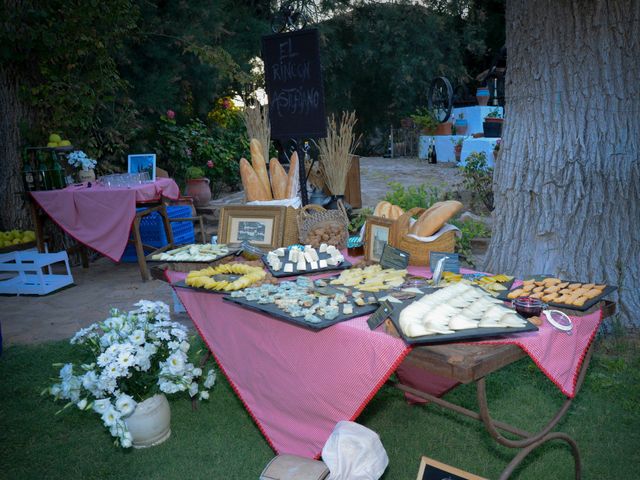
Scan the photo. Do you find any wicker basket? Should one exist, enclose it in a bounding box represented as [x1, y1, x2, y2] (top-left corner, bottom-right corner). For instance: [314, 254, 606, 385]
[282, 206, 299, 247]
[297, 201, 349, 249]
[390, 207, 456, 266]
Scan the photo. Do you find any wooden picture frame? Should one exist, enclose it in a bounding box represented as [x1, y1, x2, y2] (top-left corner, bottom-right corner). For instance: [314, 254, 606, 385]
[218, 206, 285, 250]
[364, 216, 394, 262]
[416, 456, 486, 480]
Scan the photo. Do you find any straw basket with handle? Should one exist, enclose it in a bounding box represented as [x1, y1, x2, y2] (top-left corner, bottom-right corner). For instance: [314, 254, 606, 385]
[297, 201, 349, 249]
[390, 207, 456, 266]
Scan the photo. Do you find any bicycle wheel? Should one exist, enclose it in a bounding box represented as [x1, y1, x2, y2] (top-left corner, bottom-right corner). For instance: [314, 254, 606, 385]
[427, 76, 453, 123]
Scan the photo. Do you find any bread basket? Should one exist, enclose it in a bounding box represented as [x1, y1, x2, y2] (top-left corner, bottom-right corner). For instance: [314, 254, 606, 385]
[297, 201, 349, 249]
[390, 207, 456, 266]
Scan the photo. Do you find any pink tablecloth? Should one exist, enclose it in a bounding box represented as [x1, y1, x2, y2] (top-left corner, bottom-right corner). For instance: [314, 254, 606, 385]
[30, 178, 179, 261]
[167, 270, 410, 458]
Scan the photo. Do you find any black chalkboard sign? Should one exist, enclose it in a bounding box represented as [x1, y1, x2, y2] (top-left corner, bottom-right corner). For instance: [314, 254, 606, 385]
[416, 457, 486, 480]
[262, 29, 327, 139]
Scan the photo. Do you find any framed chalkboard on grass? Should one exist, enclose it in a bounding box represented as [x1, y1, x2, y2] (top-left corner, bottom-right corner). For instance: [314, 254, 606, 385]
[416, 456, 486, 480]
[262, 29, 327, 139]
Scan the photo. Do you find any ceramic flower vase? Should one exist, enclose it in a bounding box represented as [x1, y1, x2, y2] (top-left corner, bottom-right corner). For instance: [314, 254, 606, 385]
[185, 178, 211, 207]
[125, 394, 171, 449]
[454, 119, 468, 135]
[78, 169, 96, 183]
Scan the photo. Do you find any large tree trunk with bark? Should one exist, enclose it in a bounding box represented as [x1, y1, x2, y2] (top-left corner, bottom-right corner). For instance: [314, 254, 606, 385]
[486, 0, 640, 326]
[0, 66, 31, 231]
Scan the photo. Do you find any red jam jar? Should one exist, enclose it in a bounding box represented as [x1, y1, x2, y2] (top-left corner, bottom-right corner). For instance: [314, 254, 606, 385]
[513, 297, 545, 318]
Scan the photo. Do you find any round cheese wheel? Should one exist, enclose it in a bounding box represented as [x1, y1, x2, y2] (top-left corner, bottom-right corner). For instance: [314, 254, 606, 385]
[409, 200, 463, 237]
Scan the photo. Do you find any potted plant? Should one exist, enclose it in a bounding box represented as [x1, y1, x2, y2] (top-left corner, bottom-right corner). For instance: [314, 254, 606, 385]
[454, 113, 468, 135]
[410, 108, 439, 135]
[493, 139, 501, 162]
[476, 86, 490, 106]
[47, 300, 216, 448]
[453, 138, 465, 163]
[67, 150, 97, 183]
[483, 108, 504, 138]
[184, 165, 211, 207]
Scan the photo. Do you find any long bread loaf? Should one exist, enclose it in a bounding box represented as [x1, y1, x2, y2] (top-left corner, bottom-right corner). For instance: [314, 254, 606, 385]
[250, 139, 272, 199]
[269, 158, 289, 200]
[409, 200, 463, 237]
[240, 157, 270, 201]
[286, 151, 299, 199]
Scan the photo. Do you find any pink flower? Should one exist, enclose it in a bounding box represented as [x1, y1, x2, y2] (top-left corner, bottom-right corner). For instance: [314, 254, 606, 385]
[222, 99, 231, 110]
[206, 160, 214, 168]
[166, 110, 175, 120]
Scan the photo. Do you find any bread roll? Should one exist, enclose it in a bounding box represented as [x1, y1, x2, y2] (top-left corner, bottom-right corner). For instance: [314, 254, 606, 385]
[240, 158, 270, 201]
[250, 139, 272, 199]
[389, 205, 404, 220]
[286, 151, 299, 199]
[409, 200, 463, 237]
[373, 201, 391, 217]
[269, 158, 289, 200]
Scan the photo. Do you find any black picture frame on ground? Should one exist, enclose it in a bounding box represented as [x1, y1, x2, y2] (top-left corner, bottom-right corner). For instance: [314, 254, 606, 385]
[262, 28, 327, 140]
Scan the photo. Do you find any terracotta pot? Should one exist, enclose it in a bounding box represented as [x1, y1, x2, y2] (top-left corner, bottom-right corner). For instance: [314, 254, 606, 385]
[454, 145, 463, 162]
[185, 178, 211, 207]
[435, 122, 452, 135]
[476, 88, 490, 106]
[78, 169, 95, 183]
[125, 394, 171, 449]
[454, 119, 468, 135]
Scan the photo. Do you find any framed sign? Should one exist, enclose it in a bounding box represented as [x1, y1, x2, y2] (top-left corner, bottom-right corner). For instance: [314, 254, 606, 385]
[218, 206, 285, 250]
[262, 29, 327, 139]
[416, 456, 486, 480]
[364, 216, 394, 262]
[127, 153, 156, 181]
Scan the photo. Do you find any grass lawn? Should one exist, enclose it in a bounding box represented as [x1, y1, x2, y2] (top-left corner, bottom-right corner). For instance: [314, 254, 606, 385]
[1, 333, 639, 479]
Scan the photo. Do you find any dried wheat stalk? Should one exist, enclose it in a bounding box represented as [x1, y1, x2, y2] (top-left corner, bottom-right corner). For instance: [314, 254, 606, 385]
[319, 111, 360, 195]
[242, 104, 270, 162]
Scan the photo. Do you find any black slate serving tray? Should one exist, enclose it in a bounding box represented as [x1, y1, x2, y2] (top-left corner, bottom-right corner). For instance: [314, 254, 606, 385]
[147, 248, 239, 263]
[222, 294, 378, 331]
[172, 279, 240, 294]
[262, 252, 352, 278]
[497, 278, 617, 312]
[387, 288, 538, 345]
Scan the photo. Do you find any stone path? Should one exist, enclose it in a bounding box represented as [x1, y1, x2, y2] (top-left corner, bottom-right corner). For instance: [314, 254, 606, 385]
[0, 157, 473, 347]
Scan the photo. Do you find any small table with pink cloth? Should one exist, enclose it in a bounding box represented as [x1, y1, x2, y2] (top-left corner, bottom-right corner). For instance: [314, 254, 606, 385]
[168, 257, 615, 477]
[29, 178, 180, 279]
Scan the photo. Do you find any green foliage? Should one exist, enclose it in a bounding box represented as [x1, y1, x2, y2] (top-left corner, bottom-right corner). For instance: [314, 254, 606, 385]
[450, 218, 491, 266]
[485, 107, 503, 119]
[410, 108, 438, 132]
[384, 182, 447, 211]
[186, 166, 205, 179]
[460, 152, 494, 211]
[348, 207, 373, 234]
[154, 114, 246, 198]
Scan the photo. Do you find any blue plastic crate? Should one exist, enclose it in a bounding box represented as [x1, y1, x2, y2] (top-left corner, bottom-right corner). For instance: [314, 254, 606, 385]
[120, 205, 195, 262]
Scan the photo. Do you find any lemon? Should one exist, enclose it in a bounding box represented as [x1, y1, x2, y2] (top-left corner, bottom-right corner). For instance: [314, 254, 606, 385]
[49, 133, 62, 143]
[59, 140, 72, 146]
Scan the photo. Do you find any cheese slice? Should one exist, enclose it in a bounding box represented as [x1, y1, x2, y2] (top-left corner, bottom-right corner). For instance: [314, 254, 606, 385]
[284, 263, 294, 273]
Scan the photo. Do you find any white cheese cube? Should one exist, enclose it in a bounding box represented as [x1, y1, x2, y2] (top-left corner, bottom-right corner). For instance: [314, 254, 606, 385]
[310, 261, 319, 270]
[284, 263, 294, 273]
[319, 243, 328, 253]
[275, 248, 286, 257]
[343, 304, 353, 315]
[326, 245, 337, 255]
[326, 257, 338, 266]
[304, 251, 314, 263]
[296, 259, 307, 271]
[319, 259, 328, 268]
[288, 249, 299, 262]
[309, 249, 319, 261]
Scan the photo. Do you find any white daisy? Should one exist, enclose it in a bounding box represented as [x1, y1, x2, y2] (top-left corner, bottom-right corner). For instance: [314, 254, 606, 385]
[101, 406, 121, 427]
[115, 394, 137, 416]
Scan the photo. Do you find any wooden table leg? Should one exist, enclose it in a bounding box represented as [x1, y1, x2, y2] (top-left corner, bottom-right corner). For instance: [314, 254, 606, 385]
[131, 215, 150, 281]
[160, 203, 175, 246]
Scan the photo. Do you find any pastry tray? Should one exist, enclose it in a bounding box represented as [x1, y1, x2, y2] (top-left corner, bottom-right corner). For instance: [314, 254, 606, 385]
[223, 293, 378, 331]
[497, 279, 617, 312]
[387, 288, 538, 345]
[262, 253, 352, 278]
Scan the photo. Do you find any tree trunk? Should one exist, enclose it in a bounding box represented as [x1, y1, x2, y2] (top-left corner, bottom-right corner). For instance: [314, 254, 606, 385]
[486, 0, 640, 326]
[0, 66, 31, 231]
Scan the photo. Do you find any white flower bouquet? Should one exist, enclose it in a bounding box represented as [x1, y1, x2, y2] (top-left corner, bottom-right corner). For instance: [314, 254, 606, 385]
[47, 300, 215, 448]
[67, 150, 97, 171]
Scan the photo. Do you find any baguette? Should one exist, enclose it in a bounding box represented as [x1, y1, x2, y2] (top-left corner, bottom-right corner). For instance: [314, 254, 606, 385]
[250, 139, 272, 199]
[286, 151, 299, 199]
[269, 158, 289, 200]
[240, 158, 270, 201]
[409, 200, 463, 237]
